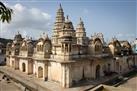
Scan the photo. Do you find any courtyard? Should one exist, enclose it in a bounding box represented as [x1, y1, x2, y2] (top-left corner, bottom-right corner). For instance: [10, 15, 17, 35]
[119, 76, 137, 91]
[0, 73, 22, 91]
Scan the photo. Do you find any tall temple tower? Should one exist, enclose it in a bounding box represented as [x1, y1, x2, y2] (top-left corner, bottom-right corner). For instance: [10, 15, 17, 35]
[52, 4, 65, 44]
[76, 18, 88, 45]
[59, 16, 76, 60]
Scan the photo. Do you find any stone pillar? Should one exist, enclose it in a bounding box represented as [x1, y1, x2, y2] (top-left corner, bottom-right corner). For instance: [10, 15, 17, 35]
[14, 58, 19, 70]
[44, 62, 48, 81]
[68, 44, 70, 53]
[28, 59, 33, 75]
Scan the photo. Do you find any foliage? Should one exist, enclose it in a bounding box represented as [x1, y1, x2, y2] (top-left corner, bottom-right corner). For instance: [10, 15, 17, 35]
[0, 1, 13, 23]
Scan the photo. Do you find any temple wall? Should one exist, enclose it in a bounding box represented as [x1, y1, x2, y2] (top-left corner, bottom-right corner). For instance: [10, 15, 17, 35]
[48, 62, 62, 83]
[34, 60, 48, 80]
[19, 59, 28, 73]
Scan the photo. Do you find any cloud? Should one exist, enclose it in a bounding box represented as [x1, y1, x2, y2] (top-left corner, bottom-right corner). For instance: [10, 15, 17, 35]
[1, 3, 52, 39]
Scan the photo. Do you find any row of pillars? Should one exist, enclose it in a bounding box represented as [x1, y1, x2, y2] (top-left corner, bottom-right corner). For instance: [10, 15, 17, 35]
[61, 43, 71, 53]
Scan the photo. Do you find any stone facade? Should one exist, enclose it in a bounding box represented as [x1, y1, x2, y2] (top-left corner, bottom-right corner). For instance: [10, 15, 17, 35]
[6, 4, 137, 88]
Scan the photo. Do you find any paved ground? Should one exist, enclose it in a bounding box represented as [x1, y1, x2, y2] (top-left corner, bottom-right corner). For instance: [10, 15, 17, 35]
[119, 76, 137, 91]
[1, 65, 137, 91]
[0, 66, 120, 91]
[0, 73, 22, 91]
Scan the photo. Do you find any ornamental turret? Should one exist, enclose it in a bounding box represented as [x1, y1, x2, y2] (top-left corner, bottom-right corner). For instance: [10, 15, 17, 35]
[11, 32, 23, 56]
[34, 34, 52, 59]
[52, 4, 65, 44]
[76, 18, 87, 45]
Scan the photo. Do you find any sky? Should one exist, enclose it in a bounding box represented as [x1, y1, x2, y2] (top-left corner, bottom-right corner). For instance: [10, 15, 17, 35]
[0, 0, 136, 42]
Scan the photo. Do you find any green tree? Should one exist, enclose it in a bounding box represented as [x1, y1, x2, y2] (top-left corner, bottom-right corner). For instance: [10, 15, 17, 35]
[0, 1, 13, 23]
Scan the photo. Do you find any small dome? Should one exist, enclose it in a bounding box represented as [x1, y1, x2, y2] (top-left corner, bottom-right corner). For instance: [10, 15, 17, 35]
[62, 16, 74, 30]
[121, 41, 131, 49]
[7, 42, 11, 47]
[20, 39, 34, 51]
[37, 37, 44, 45]
[93, 38, 102, 44]
[44, 33, 50, 41]
[7, 42, 11, 45]
[109, 39, 121, 47]
[76, 18, 84, 29]
[38, 37, 44, 41]
[14, 32, 23, 41]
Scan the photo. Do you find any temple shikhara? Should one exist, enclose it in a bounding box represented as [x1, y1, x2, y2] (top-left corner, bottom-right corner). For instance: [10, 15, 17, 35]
[5, 4, 137, 88]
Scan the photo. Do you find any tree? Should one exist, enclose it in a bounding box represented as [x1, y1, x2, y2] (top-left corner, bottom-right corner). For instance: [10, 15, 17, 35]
[0, 1, 13, 23]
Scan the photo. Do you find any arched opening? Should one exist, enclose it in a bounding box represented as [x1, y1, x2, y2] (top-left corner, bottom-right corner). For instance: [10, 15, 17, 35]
[95, 44, 101, 52]
[94, 39, 102, 53]
[102, 65, 107, 76]
[4, 58, 6, 62]
[38, 66, 43, 78]
[96, 65, 101, 79]
[22, 63, 26, 72]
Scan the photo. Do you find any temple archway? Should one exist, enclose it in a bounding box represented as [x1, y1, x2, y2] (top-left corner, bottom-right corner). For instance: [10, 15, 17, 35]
[96, 65, 101, 79]
[22, 63, 26, 72]
[38, 66, 43, 78]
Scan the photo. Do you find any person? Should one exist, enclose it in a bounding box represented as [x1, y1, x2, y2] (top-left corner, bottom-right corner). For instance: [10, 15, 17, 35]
[2, 74, 6, 79]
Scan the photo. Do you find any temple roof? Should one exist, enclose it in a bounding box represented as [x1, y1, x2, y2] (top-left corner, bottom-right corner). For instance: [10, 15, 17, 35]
[62, 15, 74, 30]
[14, 32, 23, 41]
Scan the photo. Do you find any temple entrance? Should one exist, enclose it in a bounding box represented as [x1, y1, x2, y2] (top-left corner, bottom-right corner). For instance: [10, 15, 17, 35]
[22, 63, 26, 72]
[38, 66, 43, 78]
[96, 65, 100, 79]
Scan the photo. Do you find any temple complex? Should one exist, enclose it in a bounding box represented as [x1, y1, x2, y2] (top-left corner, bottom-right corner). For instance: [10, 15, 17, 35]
[6, 4, 137, 88]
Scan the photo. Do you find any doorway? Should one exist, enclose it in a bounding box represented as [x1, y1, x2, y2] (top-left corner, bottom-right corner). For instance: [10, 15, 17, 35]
[96, 65, 101, 79]
[38, 66, 43, 78]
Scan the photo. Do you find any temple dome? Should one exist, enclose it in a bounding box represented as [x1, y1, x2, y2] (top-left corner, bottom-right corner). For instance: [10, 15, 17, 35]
[62, 16, 74, 30]
[76, 17, 85, 32]
[6, 42, 11, 47]
[14, 32, 23, 41]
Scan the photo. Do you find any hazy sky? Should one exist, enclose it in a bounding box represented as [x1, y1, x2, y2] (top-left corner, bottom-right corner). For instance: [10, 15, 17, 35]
[0, 0, 136, 42]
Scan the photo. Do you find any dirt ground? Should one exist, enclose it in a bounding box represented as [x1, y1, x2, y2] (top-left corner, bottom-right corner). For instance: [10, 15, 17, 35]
[0, 73, 22, 91]
[119, 76, 137, 91]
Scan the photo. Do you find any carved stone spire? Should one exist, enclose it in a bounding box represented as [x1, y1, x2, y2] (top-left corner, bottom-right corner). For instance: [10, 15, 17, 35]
[76, 17, 87, 45]
[59, 3, 62, 9]
[66, 15, 70, 22]
[76, 17, 85, 32]
[56, 3, 65, 23]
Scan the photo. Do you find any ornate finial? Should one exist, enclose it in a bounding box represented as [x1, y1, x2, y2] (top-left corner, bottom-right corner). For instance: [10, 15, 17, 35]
[45, 33, 49, 40]
[79, 17, 84, 26]
[80, 17, 82, 22]
[112, 36, 117, 41]
[17, 31, 20, 34]
[43, 32, 45, 36]
[59, 3, 62, 9]
[40, 34, 42, 38]
[66, 15, 69, 20]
